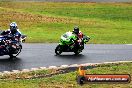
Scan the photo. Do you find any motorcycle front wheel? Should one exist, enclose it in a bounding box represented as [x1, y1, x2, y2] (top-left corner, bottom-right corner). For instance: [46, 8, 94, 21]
[9, 45, 22, 58]
[55, 45, 62, 55]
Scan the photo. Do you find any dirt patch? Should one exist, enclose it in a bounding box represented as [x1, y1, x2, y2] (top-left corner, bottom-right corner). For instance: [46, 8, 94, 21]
[0, 10, 96, 28]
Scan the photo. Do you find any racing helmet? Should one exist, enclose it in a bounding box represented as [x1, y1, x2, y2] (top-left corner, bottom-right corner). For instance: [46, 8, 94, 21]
[73, 26, 79, 35]
[10, 22, 18, 33]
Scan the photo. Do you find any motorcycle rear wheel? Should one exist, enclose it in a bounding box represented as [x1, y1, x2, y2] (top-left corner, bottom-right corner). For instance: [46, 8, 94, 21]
[74, 51, 80, 55]
[74, 48, 82, 55]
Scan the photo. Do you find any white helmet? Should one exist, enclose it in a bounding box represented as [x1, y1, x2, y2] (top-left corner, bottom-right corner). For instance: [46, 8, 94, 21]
[10, 22, 17, 27]
[10, 22, 18, 33]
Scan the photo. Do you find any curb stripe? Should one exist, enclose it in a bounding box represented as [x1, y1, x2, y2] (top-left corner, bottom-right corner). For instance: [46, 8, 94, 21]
[0, 60, 132, 75]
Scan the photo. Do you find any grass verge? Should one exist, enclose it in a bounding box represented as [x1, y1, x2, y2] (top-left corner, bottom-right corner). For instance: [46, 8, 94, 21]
[0, 62, 132, 88]
[0, 2, 132, 43]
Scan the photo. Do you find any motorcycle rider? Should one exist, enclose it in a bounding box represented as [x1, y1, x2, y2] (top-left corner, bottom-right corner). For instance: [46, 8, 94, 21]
[72, 26, 83, 42]
[1, 22, 22, 42]
[1, 22, 22, 52]
[72, 26, 83, 49]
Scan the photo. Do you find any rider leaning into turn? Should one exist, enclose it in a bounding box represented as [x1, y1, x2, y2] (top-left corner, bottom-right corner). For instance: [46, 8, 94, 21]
[72, 26, 83, 42]
[1, 22, 22, 42]
[72, 26, 84, 48]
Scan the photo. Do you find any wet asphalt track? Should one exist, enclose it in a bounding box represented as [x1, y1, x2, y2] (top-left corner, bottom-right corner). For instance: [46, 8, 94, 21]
[0, 43, 132, 72]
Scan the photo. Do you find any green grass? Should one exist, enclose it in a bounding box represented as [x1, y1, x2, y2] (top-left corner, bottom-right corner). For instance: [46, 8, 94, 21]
[0, 2, 132, 43]
[0, 62, 132, 88]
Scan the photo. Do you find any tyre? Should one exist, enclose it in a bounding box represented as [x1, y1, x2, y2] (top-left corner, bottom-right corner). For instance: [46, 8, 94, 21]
[55, 45, 62, 55]
[73, 44, 81, 55]
[9, 54, 16, 60]
[9, 45, 22, 58]
[74, 49, 81, 55]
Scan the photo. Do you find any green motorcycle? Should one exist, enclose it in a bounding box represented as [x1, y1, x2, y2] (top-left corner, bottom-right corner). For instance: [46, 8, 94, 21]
[55, 32, 90, 55]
